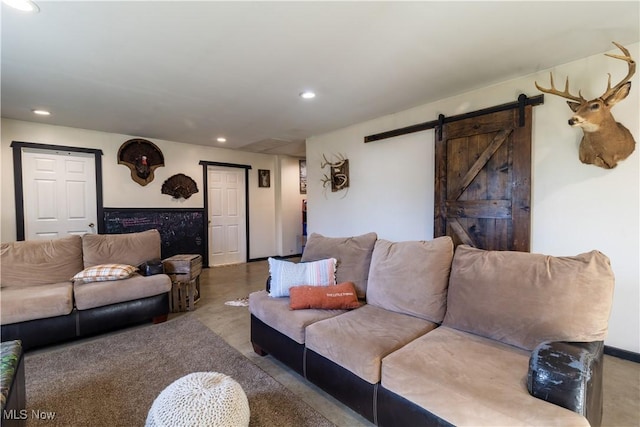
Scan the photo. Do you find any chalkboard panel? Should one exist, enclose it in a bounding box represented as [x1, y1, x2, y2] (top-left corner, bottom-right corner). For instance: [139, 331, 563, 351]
[104, 208, 205, 260]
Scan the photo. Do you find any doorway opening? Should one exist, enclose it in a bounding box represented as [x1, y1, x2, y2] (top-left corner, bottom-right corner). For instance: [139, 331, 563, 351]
[200, 161, 251, 266]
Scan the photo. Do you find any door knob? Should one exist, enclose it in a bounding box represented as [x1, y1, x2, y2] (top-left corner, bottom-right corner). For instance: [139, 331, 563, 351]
[89, 223, 95, 228]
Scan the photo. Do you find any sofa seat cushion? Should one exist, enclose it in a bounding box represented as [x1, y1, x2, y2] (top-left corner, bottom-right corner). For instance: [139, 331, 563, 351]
[248, 290, 346, 344]
[443, 245, 615, 351]
[380, 326, 589, 427]
[1, 282, 74, 324]
[1, 235, 83, 287]
[305, 304, 437, 384]
[366, 237, 453, 323]
[301, 232, 378, 299]
[73, 273, 171, 310]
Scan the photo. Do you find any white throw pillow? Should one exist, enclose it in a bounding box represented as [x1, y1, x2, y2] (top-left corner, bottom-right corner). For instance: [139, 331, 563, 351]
[268, 257, 337, 298]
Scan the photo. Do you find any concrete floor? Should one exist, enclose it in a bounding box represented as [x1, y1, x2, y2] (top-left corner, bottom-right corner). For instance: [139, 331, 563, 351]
[190, 261, 640, 427]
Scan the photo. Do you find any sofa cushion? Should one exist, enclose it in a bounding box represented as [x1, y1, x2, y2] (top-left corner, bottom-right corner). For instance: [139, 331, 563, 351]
[0, 282, 74, 324]
[443, 245, 615, 351]
[82, 229, 162, 268]
[72, 264, 138, 284]
[73, 274, 171, 310]
[305, 304, 437, 384]
[248, 290, 346, 344]
[268, 257, 336, 297]
[366, 237, 453, 323]
[381, 326, 589, 427]
[301, 232, 377, 299]
[1, 235, 83, 287]
[289, 282, 360, 310]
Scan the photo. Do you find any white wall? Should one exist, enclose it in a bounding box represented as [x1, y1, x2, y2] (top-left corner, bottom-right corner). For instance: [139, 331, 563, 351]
[306, 44, 640, 353]
[1, 119, 303, 259]
[275, 156, 306, 256]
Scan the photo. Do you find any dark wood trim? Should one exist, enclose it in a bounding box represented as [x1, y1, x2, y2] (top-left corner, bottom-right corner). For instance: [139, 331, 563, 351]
[364, 94, 544, 143]
[201, 165, 209, 267]
[604, 345, 640, 363]
[10, 141, 104, 155]
[10, 141, 104, 241]
[198, 160, 252, 170]
[11, 143, 25, 241]
[200, 161, 252, 264]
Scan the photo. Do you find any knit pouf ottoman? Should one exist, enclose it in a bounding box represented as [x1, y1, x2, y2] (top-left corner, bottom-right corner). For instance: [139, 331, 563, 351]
[146, 372, 250, 427]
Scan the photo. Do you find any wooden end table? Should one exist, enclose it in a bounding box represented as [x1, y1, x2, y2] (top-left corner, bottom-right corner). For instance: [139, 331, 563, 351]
[162, 254, 203, 312]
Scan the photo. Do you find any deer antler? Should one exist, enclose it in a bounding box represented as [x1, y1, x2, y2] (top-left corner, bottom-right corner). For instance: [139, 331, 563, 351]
[320, 173, 332, 188]
[535, 72, 586, 103]
[601, 41, 636, 101]
[320, 154, 331, 169]
[321, 153, 347, 169]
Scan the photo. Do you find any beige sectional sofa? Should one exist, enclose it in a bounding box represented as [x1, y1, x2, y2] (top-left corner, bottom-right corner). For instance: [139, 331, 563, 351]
[250, 232, 615, 427]
[1, 230, 171, 350]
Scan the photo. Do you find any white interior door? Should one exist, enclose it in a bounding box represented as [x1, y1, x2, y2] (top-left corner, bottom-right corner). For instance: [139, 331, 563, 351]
[22, 148, 97, 240]
[208, 166, 247, 266]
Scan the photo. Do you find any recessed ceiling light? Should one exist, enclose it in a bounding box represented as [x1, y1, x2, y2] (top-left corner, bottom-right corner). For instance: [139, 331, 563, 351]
[216, 137, 227, 143]
[32, 109, 50, 116]
[299, 91, 316, 100]
[2, 0, 40, 13]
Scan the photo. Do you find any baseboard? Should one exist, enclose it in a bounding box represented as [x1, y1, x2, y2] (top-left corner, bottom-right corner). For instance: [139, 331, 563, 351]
[604, 345, 640, 363]
[249, 254, 302, 262]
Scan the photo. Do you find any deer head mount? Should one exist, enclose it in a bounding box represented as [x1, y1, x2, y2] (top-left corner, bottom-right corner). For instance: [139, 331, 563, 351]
[320, 153, 349, 193]
[535, 41, 636, 169]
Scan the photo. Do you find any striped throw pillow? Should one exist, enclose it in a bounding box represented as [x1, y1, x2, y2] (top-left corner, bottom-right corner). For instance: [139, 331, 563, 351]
[268, 257, 337, 298]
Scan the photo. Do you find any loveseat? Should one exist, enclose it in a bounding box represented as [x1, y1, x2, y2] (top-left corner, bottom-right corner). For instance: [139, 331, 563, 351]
[250, 232, 615, 427]
[1, 229, 172, 351]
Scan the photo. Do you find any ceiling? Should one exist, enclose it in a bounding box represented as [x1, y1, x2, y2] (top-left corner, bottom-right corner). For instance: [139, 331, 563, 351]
[2, 2, 639, 158]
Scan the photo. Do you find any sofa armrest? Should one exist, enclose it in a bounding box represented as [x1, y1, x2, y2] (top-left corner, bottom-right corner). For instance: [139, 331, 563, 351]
[527, 340, 604, 427]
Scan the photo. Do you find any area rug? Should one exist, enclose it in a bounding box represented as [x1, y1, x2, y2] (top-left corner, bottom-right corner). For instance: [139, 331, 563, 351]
[24, 315, 335, 427]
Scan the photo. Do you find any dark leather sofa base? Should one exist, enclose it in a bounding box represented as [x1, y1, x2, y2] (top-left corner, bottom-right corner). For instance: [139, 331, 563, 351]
[1, 314, 78, 351]
[251, 313, 606, 426]
[376, 385, 454, 427]
[77, 293, 169, 336]
[250, 314, 305, 376]
[1, 293, 169, 351]
[250, 315, 378, 424]
[528, 341, 604, 427]
[305, 349, 377, 424]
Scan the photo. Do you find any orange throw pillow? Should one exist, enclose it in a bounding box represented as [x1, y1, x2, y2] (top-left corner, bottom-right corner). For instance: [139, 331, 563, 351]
[289, 282, 361, 310]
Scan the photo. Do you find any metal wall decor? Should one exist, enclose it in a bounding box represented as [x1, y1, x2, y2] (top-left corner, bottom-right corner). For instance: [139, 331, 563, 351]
[118, 138, 165, 186]
[161, 173, 199, 199]
[320, 153, 349, 193]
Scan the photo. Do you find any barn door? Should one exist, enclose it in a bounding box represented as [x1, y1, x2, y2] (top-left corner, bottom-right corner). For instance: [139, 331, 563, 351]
[434, 106, 531, 251]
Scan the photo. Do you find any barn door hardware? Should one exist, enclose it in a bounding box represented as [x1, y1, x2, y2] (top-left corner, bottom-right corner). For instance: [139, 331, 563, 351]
[437, 114, 445, 141]
[364, 94, 544, 143]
